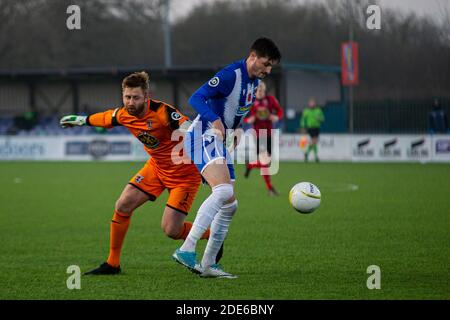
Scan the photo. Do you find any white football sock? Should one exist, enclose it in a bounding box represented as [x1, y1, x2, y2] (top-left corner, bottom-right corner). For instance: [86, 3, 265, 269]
[201, 200, 238, 268]
[180, 183, 233, 252]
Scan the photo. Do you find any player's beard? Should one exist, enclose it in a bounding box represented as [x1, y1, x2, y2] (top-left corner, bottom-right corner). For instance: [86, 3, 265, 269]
[126, 102, 146, 117]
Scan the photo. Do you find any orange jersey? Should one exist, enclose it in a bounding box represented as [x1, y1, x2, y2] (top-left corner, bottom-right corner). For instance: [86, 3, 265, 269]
[86, 99, 197, 175]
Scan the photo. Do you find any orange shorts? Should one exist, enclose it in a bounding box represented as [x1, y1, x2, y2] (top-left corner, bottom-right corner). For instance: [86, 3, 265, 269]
[129, 160, 201, 215]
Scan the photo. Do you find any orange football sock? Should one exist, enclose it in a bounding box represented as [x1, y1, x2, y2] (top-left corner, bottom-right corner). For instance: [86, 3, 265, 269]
[107, 210, 131, 268]
[175, 222, 210, 240]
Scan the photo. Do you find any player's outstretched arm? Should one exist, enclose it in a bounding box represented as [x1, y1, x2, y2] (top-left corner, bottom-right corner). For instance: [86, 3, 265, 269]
[59, 115, 87, 128]
[60, 109, 118, 129]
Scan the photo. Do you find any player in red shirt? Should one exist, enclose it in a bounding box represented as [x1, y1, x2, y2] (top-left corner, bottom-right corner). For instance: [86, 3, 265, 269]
[244, 81, 283, 196]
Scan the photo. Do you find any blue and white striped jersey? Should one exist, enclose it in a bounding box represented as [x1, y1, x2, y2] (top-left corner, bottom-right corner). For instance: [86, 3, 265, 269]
[189, 59, 260, 132]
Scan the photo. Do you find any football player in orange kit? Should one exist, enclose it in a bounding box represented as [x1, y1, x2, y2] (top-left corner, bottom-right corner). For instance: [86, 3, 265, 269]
[60, 71, 216, 275]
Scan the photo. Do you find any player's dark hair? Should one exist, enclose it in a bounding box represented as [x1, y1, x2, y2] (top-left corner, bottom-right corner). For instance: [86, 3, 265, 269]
[122, 71, 150, 92]
[250, 37, 281, 62]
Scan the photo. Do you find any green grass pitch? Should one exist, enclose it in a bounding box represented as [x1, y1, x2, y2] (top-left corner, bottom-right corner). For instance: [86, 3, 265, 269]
[0, 161, 449, 299]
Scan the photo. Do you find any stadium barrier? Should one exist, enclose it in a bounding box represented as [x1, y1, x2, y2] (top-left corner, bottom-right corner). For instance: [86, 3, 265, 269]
[275, 134, 450, 162]
[0, 134, 449, 162]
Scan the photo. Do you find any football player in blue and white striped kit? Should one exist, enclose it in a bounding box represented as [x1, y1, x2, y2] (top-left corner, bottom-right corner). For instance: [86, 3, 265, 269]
[173, 38, 281, 278]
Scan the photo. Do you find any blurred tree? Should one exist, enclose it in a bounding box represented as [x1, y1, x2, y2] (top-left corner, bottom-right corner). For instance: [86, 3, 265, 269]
[0, 0, 164, 69]
[0, 0, 448, 100]
[171, 0, 449, 100]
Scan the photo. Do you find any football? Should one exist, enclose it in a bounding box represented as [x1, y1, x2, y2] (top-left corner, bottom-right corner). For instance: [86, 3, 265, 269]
[289, 182, 321, 213]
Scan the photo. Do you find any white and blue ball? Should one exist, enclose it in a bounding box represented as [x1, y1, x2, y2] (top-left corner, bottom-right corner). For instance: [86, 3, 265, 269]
[289, 182, 321, 214]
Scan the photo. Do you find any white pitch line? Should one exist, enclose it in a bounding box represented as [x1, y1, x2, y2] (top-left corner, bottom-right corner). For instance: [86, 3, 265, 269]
[321, 182, 359, 192]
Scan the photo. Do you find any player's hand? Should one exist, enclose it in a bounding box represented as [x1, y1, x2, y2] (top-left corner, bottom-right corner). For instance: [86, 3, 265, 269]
[225, 129, 242, 152]
[269, 115, 279, 123]
[59, 115, 87, 128]
[211, 118, 225, 141]
[246, 116, 256, 124]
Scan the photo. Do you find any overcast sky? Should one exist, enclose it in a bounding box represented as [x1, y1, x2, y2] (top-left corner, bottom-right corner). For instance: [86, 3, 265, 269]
[170, 0, 450, 22]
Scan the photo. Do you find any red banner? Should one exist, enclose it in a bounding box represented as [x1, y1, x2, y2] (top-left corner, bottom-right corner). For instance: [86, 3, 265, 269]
[341, 42, 359, 86]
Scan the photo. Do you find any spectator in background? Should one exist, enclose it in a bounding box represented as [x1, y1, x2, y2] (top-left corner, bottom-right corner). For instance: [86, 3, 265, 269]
[244, 81, 283, 196]
[429, 98, 448, 133]
[7, 111, 39, 135]
[299, 98, 324, 163]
